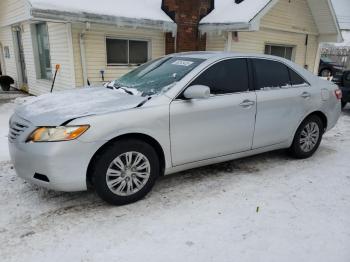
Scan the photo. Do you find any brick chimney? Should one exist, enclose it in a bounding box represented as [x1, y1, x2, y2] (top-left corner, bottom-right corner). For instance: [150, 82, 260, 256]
[162, 0, 214, 54]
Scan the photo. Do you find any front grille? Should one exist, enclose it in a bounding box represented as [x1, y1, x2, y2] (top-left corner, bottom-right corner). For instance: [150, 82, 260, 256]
[9, 118, 29, 142]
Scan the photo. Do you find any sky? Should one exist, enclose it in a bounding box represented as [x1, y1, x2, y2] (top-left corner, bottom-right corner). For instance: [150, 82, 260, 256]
[331, 0, 350, 30]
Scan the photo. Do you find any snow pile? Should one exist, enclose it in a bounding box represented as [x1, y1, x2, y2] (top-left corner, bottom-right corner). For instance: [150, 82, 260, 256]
[29, 0, 173, 22]
[1, 100, 350, 261]
[200, 0, 271, 24]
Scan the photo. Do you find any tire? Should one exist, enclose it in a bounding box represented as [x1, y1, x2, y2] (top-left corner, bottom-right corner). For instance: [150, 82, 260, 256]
[92, 139, 160, 205]
[341, 101, 347, 109]
[289, 115, 324, 159]
[319, 68, 332, 77]
[0, 83, 10, 91]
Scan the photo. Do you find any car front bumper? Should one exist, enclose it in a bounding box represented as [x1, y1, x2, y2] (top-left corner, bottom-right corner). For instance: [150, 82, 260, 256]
[8, 138, 104, 192]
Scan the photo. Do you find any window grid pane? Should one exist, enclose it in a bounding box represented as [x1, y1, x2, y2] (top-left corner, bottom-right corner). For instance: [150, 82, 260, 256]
[106, 38, 149, 65]
[36, 23, 52, 80]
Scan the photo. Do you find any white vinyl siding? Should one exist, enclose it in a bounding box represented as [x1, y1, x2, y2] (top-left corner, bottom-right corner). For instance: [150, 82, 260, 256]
[206, 0, 320, 72]
[21, 22, 76, 95]
[71, 23, 165, 87]
[0, 27, 20, 86]
[261, 0, 318, 35]
[0, 0, 31, 27]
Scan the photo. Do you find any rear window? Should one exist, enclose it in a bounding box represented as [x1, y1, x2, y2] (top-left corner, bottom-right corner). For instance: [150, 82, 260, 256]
[253, 59, 290, 90]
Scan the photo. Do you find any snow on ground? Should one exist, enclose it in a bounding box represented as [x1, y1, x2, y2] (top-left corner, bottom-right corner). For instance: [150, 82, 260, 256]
[0, 98, 350, 262]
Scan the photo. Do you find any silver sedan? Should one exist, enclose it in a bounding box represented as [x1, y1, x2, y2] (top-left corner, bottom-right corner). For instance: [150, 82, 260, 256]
[8, 52, 342, 205]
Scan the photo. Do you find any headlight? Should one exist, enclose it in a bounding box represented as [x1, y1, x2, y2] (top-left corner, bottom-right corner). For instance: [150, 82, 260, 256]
[27, 125, 89, 142]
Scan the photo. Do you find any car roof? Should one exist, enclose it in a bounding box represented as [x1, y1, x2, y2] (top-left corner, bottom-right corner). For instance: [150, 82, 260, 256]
[171, 51, 291, 62]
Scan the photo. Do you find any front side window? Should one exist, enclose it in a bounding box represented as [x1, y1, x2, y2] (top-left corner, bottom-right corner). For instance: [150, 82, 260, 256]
[35, 23, 52, 80]
[253, 59, 290, 90]
[190, 59, 249, 95]
[106, 38, 149, 65]
[265, 44, 294, 61]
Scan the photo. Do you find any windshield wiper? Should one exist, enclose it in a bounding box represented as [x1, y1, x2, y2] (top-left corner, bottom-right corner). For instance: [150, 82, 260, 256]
[113, 84, 134, 95]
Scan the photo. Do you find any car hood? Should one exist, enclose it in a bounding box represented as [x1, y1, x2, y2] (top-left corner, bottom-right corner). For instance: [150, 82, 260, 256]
[15, 87, 147, 126]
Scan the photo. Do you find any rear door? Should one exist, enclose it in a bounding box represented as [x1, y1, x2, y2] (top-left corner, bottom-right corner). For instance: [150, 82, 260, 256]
[251, 58, 313, 149]
[170, 58, 257, 166]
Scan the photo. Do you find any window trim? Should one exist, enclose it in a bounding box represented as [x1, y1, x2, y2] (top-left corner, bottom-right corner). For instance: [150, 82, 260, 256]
[31, 22, 52, 81]
[264, 43, 296, 61]
[175, 57, 252, 100]
[251, 57, 310, 91]
[105, 36, 151, 66]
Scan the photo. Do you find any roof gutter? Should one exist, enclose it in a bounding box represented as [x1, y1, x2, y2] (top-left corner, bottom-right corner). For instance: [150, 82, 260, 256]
[199, 22, 251, 34]
[30, 8, 177, 34]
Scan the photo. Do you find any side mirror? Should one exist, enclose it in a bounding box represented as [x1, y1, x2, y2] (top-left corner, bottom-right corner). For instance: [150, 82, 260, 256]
[183, 85, 210, 100]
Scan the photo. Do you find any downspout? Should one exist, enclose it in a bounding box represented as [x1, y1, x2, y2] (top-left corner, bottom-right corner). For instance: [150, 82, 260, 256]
[226, 31, 233, 52]
[79, 32, 88, 86]
[304, 34, 309, 70]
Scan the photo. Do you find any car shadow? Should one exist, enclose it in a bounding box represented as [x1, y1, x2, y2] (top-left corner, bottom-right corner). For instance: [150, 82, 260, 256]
[28, 149, 290, 207]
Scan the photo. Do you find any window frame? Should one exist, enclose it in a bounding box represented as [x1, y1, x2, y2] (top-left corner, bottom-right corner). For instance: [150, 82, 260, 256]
[105, 36, 151, 66]
[264, 43, 296, 61]
[175, 57, 252, 100]
[32, 22, 52, 81]
[251, 58, 310, 91]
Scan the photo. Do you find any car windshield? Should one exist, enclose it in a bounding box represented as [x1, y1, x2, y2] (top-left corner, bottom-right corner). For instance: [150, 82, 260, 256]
[112, 56, 205, 96]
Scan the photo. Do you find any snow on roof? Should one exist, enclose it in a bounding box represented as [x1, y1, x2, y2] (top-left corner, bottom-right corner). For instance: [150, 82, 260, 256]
[334, 30, 350, 47]
[28, 0, 173, 23]
[200, 0, 271, 24]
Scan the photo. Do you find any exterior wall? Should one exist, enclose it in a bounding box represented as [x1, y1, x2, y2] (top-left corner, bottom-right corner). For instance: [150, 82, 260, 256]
[0, 0, 31, 86]
[206, 0, 320, 73]
[0, 0, 31, 27]
[21, 22, 76, 95]
[261, 0, 318, 35]
[71, 23, 166, 87]
[0, 26, 18, 83]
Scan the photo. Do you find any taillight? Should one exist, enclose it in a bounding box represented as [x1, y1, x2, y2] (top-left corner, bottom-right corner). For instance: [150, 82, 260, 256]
[335, 89, 342, 100]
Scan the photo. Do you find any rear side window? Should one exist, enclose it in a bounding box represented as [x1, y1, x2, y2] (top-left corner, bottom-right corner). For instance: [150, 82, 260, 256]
[289, 69, 308, 87]
[190, 59, 249, 95]
[253, 59, 290, 90]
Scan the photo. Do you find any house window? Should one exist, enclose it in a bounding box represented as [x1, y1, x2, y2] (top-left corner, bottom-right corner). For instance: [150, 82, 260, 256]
[34, 23, 52, 80]
[106, 38, 149, 65]
[265, 44, 294, 61]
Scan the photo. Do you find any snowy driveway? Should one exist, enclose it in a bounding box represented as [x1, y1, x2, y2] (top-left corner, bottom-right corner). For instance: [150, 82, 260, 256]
[0, 99, 349, 262]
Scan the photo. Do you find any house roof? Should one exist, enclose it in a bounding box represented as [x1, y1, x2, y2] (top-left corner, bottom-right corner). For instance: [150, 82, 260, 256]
[28, 0, 176, 32]
[200, 0, 271, 25]
[199, 0, 342, 42]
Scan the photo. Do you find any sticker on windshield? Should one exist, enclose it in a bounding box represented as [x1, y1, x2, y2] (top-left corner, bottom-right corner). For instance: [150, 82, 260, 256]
[172, 60, 194, 67]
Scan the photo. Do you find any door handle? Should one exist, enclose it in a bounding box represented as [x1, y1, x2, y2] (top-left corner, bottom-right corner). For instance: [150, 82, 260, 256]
[300, 92, 311, 99]
[239, 100, 255, 108]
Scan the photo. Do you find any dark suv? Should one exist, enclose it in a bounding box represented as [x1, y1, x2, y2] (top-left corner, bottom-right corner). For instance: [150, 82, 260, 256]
[339, 71, 350, 108]
[319, 57, 345, 83]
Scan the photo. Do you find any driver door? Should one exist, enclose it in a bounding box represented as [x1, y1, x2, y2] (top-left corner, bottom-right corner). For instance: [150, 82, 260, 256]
[169, 58, 257, 166]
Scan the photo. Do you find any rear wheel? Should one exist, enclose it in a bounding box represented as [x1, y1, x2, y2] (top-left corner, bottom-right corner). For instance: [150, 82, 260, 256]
[289, 115, 324, 159]
[92, 139, 160, 205]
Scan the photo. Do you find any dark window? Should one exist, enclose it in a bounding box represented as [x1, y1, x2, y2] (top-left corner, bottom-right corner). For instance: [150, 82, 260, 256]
[289, 68, 308, 86]
[35, 23, 52, 80]
[253, 59, 291, 90]
[106, 38, 148, 65]
[265, 44, 294, 61]
[190, 59, 249, 95]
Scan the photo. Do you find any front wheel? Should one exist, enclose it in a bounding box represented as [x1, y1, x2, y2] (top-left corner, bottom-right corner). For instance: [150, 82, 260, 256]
[289, 115, 324, 159]
[92, 139, 160, 205]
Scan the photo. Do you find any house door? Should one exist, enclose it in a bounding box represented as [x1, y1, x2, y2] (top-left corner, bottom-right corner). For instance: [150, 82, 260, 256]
[13, 28, 27, 88]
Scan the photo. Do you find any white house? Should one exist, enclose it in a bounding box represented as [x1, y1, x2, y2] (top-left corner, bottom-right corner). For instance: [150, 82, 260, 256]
[0, 0, 343, 95]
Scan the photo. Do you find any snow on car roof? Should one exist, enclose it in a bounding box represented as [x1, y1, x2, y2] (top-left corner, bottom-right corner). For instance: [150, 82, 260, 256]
[200, 0, 271, 24]
[28, 0, 173, 22]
